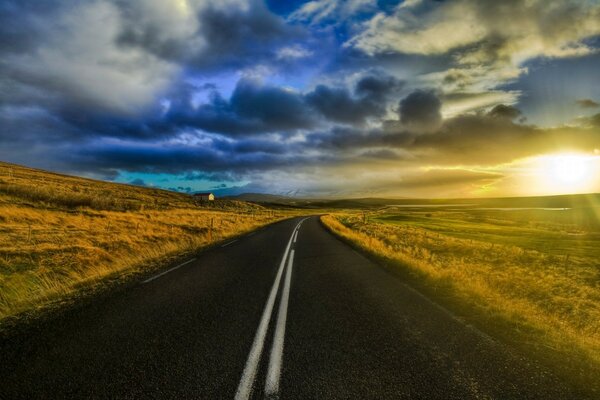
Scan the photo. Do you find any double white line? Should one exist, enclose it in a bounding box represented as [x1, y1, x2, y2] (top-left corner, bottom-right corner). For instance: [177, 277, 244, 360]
[235, 218, 307, 400]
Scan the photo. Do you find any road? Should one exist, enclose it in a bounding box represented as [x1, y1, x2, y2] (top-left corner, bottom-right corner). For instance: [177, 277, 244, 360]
[0, 216, 591, 399]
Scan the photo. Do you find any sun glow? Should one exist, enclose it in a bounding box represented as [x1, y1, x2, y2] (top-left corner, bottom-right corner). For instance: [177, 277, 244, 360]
[534, 153, 598, 194]
[174, 0, 190, 15]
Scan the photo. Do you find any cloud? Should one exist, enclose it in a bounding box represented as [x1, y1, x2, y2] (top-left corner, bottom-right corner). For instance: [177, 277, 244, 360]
[1, 0, 599, 197]
[440, 91, 521, 117]
[276, 45, 313, 60]
[307, 101, 600, 168]
[351, 0, 600, 59]
[389, 168, 504, 190]
[398, 89, 442, 133]
[348, 0, 600, 90]
[306, 85, 380, 124]
[486, 104, 523, 121]
[1, 1, 177, 114]
[161, 79, 316, 135]
[0, 0, 301, 116]
[114, 0, 301, 71]
[576, 99, 600, 109]
[289, 0, 377, 25]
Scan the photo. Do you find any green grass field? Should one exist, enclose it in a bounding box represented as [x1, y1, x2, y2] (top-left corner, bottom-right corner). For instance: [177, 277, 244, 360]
[374, 206, 600, 259]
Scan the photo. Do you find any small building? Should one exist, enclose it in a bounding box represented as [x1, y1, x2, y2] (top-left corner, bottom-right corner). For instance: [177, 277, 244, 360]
[194, 192, 215, 201]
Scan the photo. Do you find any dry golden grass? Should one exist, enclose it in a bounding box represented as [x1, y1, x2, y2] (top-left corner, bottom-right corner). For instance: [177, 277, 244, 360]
[321, 212, 600, 388]
[0, 162, 287, 322]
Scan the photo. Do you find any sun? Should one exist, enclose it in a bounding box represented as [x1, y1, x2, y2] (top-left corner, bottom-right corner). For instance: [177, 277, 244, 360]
[550, 154, 588, 184]
[535, 153, 596, 194]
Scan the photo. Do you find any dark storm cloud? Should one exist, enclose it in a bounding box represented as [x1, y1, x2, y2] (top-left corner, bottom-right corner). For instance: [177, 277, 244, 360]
[305, 74, 403, 124]
[398, 90, 442, 133]
[69, 139, 333, 177]
[355, 74, 404, 100]
[2, 72, 401, 148]
[306, 85, 381, 124]
[576, 99, 600, 109]
[487, 104, 523, 121]
[229, 80, 315, 130]
[157, 79, 317, 135]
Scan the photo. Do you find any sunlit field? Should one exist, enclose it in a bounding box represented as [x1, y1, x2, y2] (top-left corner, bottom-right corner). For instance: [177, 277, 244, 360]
[0, 162, 286, 324]
[322, 204, 600, 389]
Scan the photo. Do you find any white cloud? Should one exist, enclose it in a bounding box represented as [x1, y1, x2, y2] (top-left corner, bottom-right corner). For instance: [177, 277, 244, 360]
[348, 0, 600, 88]
[4, 1, 179, 113]
[276, 45, 313, 60]
[289, 0, 376, 24]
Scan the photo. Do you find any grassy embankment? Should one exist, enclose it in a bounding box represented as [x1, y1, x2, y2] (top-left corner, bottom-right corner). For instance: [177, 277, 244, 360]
[322, 206, 600, 390]
[0, 161, 286, 324]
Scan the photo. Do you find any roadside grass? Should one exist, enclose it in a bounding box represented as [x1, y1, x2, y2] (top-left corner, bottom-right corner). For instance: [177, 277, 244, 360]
[0, 162, 287, 323]
[321, 209, 600, 391]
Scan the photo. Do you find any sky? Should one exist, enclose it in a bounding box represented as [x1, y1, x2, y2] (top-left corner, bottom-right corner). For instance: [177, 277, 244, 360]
[1, 0, 600, 198]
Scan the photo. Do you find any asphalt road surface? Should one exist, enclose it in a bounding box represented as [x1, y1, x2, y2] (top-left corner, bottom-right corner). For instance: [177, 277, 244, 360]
[0, 216, 592, 399]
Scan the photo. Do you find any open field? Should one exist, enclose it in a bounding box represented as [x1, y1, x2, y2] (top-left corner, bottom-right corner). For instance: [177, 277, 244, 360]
[322, 204, 600, 389]
[0, 162, 287, 324]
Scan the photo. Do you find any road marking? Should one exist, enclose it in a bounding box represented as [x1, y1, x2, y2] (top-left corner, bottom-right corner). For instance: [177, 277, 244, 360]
[234, 220, 302, 400]
[265, 248, 295, 398]
[142, 258, 196, 283]
[221, 239, 238, 248]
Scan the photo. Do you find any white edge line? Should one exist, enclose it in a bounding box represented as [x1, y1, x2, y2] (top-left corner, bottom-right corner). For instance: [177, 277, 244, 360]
[222, 239, 238, 248]
[234, 220, 301, 400]
[142, 258, 196, 283]
[264, 248, 295, 397]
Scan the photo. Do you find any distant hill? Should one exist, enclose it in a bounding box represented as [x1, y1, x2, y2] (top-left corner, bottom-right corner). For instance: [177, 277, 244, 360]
[227, 192, 600, 210]
[225, 193, 297, 203]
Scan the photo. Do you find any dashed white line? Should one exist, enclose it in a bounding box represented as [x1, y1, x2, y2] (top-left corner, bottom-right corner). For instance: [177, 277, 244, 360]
[234, 220, 302, 400]
[142, 258, 197, 283]
[221, 239, 238, 247]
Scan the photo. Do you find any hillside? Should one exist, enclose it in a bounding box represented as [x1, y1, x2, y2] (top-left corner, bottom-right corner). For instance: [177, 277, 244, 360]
[0, 162, 266, 212]
[0, 162, 283, 325]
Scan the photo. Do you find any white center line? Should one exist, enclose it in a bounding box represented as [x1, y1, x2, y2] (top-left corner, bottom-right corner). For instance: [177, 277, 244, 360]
[234, 220, 303, 400]
[222, 239, 238, 247]
[264, 248, 295, 399]
[142, 258, 196, 283]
